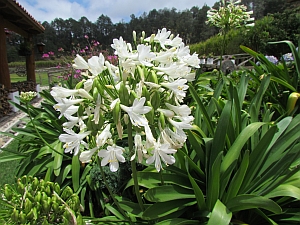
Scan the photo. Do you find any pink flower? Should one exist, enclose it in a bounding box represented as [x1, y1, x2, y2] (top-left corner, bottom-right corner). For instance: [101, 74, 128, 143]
[84, 35, 89, 39]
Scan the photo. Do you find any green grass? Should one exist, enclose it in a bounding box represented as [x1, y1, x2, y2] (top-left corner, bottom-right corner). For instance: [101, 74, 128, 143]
[0, 139, 20, 187]
[10, 70, 66, 87]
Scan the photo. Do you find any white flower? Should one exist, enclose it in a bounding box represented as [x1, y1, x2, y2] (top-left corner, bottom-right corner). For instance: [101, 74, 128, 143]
[165, 34, 183, 47]
[93, 94, 101, 124]
[161, 79, 188, 103]
[160, 127, 187, 149]
[79, 147, 97, 163]
[157, 108, 175, 118]
[131, 134, 147, 163]
[62, 115, 87, 130]
[168, 116, 194, 130]
[183, 53, 200, 68]
[120, 97, 151, 127]
[59, 128, 91, 155]
[51, 86, 93, 100]
[146, 141, 176, 172]
[98, 145, 125, 172]
[73, 54, 88, 69]
[51, 87, 79, 98]
[137, 44, 156, 66]
[144, 124, 156, 146]
[87, 53, 106, 76]
[53, 98, 83, 119]
[96, 124, 112, 147]
[165, 103, 191, 118]
[154, 28, 171, 49]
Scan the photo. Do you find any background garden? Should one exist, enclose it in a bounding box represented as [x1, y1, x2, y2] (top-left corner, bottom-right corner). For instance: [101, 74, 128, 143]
[1, 0, 300, 224]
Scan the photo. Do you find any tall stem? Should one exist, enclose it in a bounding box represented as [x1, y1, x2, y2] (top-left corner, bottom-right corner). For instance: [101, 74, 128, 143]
[128, 120, 145, 211]
[219, 31, 227, 77]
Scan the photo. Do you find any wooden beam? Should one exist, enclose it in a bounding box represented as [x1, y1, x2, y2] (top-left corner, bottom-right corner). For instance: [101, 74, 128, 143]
[25, 36, 36, 84]
[0, 16, 11, 89]
[2, 16, 29, 38]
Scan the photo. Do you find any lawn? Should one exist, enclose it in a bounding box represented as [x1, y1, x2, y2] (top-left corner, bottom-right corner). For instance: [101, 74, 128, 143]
[10, 69, 68, 87]
[0, 139, 20, 187]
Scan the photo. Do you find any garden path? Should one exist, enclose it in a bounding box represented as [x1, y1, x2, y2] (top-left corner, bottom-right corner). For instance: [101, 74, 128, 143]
[0, 86, 48, 149]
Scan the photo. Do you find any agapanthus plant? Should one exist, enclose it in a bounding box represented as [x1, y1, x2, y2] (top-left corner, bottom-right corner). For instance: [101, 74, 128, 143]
[206, 0, 254, 35]
[51, 28, 199, 175]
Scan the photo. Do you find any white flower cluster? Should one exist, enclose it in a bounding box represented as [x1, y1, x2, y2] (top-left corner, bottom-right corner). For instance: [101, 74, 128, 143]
[206, 0, 254, 34]
[51, 28, 200, 172]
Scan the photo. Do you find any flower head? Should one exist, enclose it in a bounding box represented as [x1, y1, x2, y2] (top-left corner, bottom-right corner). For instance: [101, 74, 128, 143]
[98, 145, 125, 172]
[120, 97, 152, 127]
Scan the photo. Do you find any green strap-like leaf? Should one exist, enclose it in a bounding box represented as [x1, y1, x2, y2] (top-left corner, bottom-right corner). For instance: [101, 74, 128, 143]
[155, 218, 200, 225]
[144, 185, 195, 202]
[142, 199, 196, 220]
[265, 184, 300, 200]
[220, 122, 265, 176]
[226, 194, 282, 214]
[72, 154, 80, 192]
[207, 200, 232, 225]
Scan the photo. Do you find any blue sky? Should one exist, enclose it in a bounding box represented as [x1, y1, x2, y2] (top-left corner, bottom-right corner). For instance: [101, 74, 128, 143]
[17, 0, 217, 24]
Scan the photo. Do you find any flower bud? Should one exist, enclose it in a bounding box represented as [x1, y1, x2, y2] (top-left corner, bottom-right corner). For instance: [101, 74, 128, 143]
[150, 91, 160, 110]
[61, 186, 74, 200]
[53, 183, 61, 195]
[148, 70, 158, 84]
[21, 175, 27, 185]
[133, 30, 137, 43]
[119, 81, 129, 105]
[35, 191, 42, 203]
[145, 101, 154, 124]
[93, 87, 99, 102]
[142, 86, 150, 101]
[75, 80, 84, 89]
[32, 177, 39, 191]
[4, 184, 12, 201]
[137, 65, 144, 80]
[11, 208, 19, 222]
[113, 100, 121, 123]
[42, 199, 50, 213]
[24, 198, 33, 214]
[19, 211, 26, 224]
[26, 208, 34, 220]
[159, 112, 166, 129]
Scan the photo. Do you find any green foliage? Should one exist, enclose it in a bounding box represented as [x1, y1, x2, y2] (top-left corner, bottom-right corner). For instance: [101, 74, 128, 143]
[0, 175, 84, 224]
[190, 29, 244, 55]
[190, 6, 300, 56]
[113, 72, 300, 224]
[8, 60, 61, 68]
[241, 40, 300, 116]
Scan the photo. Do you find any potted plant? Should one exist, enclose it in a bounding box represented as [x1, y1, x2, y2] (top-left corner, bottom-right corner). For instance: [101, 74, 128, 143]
[200, 54, 206, 64]
[18, 42, 32, 56]
[207, 52, 214, 64]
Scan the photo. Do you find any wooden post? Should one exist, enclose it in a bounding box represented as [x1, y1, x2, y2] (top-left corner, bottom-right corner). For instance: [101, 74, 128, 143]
[0, 16, 11, 90]
[25, 36, 36, 83]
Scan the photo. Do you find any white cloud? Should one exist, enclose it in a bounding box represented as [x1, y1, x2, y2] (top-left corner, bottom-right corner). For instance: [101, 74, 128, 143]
[17, 0, 216, 24]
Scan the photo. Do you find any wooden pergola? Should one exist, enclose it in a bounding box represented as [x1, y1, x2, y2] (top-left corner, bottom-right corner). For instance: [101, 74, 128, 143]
[0, 0, 45, 90]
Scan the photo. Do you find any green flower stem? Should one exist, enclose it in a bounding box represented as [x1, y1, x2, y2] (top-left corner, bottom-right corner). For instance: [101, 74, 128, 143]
[219, 31, 227, 76]
[25, 103, 71, 159]
[128, 120, 145, 211]
[96, 157, 132, 224]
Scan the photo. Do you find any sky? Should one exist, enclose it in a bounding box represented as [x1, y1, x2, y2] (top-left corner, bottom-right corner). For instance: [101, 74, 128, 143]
[17, 0, 217, 24]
